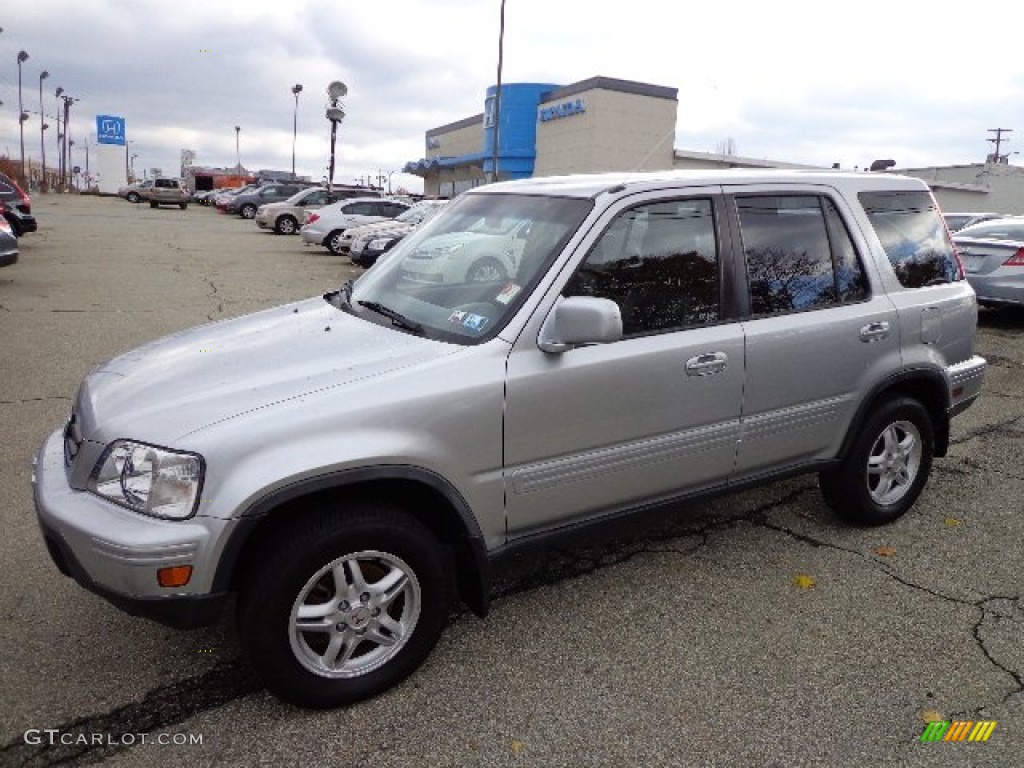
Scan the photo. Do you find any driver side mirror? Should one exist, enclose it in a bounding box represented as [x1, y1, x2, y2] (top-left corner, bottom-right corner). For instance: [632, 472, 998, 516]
[538, 296, 622, 354]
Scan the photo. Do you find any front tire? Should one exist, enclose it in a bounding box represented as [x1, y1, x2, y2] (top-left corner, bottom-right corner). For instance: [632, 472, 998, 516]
[819, 397, 934, 526]
[466, 256, 507, 283]
[149, 201, 158, 209]
[238, 503, 451, 709]
[127, 192, 140, 203]
[240, 204, 257, 219]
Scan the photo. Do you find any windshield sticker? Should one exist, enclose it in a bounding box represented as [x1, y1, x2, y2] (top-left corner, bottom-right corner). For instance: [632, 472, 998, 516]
[495, 282, 522, 305]
[462, 314, 489, 332]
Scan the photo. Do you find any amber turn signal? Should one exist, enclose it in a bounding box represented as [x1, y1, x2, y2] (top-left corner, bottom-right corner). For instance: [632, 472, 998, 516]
[157, 565, 193, 588]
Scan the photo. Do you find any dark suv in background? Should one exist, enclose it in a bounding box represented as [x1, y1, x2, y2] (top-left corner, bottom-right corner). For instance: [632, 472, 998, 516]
[0, 171, 38, 236]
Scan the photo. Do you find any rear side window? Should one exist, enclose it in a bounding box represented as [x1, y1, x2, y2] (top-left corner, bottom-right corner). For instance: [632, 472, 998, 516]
[737, 195, 868, 316]
[859, 191, 958, 288]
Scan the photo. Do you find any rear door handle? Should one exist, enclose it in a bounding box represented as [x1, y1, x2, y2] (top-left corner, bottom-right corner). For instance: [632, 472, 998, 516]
[859, 321, 890, 342]
[685, 352, 728, 376]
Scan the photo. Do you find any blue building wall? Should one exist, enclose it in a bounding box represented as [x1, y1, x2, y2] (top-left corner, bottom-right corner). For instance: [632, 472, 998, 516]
[483, 83, 560, 178]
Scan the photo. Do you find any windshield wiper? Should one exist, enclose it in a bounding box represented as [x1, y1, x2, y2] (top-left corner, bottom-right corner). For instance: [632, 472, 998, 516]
[357, 300, 424, 334]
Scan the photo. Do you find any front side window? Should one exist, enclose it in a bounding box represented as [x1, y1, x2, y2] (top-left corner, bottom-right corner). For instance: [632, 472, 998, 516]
[859, 190, 958, 288]
[738, 195, 867, 315]
[564, 199, 719, 335]
[349, 193, 592, 344]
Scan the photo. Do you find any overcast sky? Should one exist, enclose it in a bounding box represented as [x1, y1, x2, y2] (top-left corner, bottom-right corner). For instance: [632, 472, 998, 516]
[2, 0, 1022, 193]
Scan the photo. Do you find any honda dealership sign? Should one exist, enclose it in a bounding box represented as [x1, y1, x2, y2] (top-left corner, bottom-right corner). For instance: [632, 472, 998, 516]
[94, 115, 127, 194]
[96, 115, 126, 146]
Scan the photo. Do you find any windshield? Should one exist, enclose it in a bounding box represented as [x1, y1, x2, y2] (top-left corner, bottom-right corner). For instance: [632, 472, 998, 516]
[348, 192, 592, 344]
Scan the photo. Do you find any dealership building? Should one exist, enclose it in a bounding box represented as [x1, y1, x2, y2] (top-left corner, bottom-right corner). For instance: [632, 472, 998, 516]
[402, 75, 818, 198]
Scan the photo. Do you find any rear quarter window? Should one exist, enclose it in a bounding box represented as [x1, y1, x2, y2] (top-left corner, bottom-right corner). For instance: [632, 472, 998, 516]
[859, 191, 959, 288]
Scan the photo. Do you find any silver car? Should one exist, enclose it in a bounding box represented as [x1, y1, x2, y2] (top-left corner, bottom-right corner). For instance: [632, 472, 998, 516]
[953, 216, 1024, 308]
[33, 170, 986, 709]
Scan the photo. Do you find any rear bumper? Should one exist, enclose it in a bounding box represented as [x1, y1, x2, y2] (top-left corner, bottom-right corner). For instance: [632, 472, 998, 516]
[967, 275, 1024, 306]
[947, 355, 987, 418]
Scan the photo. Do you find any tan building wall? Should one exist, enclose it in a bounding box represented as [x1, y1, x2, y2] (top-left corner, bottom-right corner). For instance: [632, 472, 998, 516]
[534, 81, 677, 177]
[898, 163, 1024, 215]
[426, 116, 483, 162]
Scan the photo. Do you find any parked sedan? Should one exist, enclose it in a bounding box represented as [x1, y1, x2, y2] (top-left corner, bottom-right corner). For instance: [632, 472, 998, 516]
[300, 198, 410, 254]
[0, 217, 18, 267]
[0, 171, 36, 236]
[953, 217, 1024, 307]
[944, 211, 1000, 233]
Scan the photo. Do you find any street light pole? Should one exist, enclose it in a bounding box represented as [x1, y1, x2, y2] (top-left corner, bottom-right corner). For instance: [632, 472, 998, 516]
[55, 86, 64, 189]
[39, 70, 49, 191]
[234, 125, 241, 177]
[491, 0, 506, 184]
[61, 94, 77, 190]
[325, 81, 347, 198]
[291, 83, 303, 179]
[17, 50, 29, 185]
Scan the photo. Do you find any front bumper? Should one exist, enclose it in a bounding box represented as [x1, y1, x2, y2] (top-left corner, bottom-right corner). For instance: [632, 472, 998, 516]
[32, 429, 230, 628]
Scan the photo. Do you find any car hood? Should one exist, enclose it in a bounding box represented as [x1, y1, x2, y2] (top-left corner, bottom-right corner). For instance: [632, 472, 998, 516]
[75, 296, 459, 444]
[354, 221, 414, 241]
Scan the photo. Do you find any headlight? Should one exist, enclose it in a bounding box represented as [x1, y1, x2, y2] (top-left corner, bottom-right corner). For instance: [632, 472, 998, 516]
[88, 440, 204, 520]
[367, 237, 393, 252]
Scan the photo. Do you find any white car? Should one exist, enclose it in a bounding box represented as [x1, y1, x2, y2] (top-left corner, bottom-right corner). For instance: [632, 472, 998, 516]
[299, 198, 411, 254]
[398, 217, 530, 284]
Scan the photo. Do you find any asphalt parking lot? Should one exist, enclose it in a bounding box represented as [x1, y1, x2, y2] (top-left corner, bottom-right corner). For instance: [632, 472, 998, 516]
[1, 194, 1022, 767]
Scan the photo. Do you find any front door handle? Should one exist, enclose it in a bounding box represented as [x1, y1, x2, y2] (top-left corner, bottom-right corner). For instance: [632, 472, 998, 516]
[859, 321, 890, 342]
[685, 352, 728, 376]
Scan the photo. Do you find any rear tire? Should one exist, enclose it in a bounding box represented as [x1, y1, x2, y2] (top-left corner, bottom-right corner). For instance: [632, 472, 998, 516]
[275, 215, 298, 235]
[237, 503, 451, 709]
[240, 204, 257, 219]
[326, 230, 346, 255]
[149, 201, 158, 209]
[819, 397, 934, 526]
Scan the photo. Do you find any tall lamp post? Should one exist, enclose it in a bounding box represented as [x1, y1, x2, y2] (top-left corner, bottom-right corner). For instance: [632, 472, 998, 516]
[39, 70, 49, 191]
[325, 81, 347, 197]
[491, 0, 506, 184]
[291, 83, 303, 179]
[55, 87, 64, 189]
[234, 125, 241, 178]
[17, 50, 29, 185]
[60, 94, 78, 191]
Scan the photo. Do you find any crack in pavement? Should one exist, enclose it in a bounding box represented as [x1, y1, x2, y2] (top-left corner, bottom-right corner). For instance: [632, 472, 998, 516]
[0, 396, 72, 406]
[750, 516, 1024, 717]
[950, 416, 1024, 446]
[202, 276, 223, 321]
[0, 662, 261, 767]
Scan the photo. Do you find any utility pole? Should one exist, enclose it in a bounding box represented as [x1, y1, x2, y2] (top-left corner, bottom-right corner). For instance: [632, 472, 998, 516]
[986, 128, 1013, 163]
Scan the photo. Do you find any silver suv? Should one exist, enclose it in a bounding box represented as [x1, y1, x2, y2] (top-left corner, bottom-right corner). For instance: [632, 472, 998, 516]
[146, 177, 189, 209]
[33, 170, 986, 708]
